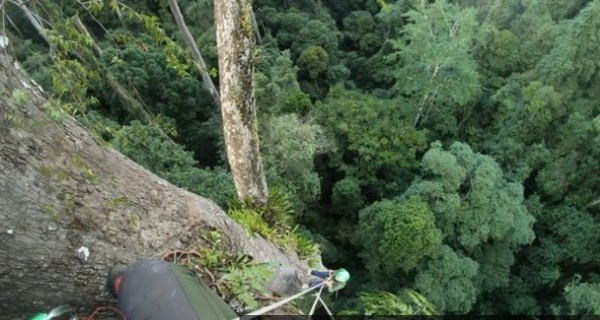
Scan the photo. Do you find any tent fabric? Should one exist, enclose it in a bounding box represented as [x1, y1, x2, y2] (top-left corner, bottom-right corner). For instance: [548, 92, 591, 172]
[171, 262, 238, 320]
[117, 260, 237, 320]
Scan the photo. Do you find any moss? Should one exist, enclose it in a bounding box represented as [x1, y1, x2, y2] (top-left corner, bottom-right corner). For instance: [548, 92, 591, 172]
[11, 89, 28, 105]
[58, 190, 77, 214]
[128, 212, 140, 229]
[40, 203, 60, 220]
[111, 196, 128, 207]
[55, 170, 68, 183]
[36, 165, 69, 184]
[109, 175, 119, 187]
[71, 153, 98, 184]
[239, 0, 254, 38]
[52, 133, 66, 146]
[38, 166, 54, 178]
[2, 109, 26, 128]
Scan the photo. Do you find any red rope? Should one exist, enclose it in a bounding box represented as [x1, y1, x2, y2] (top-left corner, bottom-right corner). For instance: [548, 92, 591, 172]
[79, 306, 127, 320]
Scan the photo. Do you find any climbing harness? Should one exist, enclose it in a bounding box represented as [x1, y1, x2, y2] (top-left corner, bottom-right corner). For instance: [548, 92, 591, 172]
[231, 281, 335, 320]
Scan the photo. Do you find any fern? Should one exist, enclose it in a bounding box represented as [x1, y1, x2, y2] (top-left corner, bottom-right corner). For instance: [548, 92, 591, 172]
[223, 263, 275, 309]
[228, 208, 274, 240]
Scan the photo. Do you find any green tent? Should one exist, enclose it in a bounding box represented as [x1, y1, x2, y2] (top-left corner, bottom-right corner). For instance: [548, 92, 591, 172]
[117, 260, 237, 320]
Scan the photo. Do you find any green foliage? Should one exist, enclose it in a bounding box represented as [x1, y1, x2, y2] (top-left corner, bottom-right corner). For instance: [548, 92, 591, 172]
[407, 142, 535, 252]
[404, 142, 535, 313]
[229, 207, 275, 239]
[316, 86, 427, 183]
[102, 1, 190, 75]
[46, 19, 101, 114]
[256, 50, 312, 115]
[331, 177, 364, 216]
[291, 19, 341, 61]
[11, 0, 600, 314]
[11, 89, 28, 105]
[110, 121, 236, 207]
[414, 245, 480, 314]
[232, 187, 296, 230]
[98, 35, 209, 117]
[519, 201, 600, 294]
[297, 45, 329, 81]
[261, 7, 344, 98]
[195, 231, 230, 270]
[228, 188, 321, 264]
[341, 289, 437, 315]
[260, 114, 334, 212]
[191, 230, 275, 309]
[93, 33, 219, 164]
[264, 8, 310, 48]
[223, 263, 275, 309]
[509, 0, 558, 71]
[12, 39, 53, 89]
[354, 196, 441, 273]
[536, 0, 600, 90]
[342, 11, 376, 44]
[390, 0, 480, 136]
[559, 281, 600, 315]
[287, 227, 321, 267]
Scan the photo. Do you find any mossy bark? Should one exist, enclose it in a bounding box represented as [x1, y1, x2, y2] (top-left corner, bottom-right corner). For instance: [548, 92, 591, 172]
[214, 0, 269, 205]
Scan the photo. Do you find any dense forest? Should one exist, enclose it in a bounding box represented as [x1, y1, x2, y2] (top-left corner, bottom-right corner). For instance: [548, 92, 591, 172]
[3, 0, 600, 315]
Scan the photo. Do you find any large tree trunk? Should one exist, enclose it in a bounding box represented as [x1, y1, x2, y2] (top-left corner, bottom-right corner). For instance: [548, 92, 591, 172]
[0, 41, 308, 320]
[214, 0, 269, 204]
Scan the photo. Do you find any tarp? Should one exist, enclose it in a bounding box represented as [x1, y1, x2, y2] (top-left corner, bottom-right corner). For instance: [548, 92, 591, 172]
[117, 260, 237, 320]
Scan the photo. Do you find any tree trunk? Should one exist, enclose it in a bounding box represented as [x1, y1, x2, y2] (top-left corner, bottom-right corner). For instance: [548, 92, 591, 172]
[0, 43, 307, 320]
[167, 0, 221, 108]
[214, 0, 268, 204]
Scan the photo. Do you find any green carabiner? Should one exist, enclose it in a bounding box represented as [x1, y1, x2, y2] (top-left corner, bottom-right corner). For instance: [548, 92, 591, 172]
[29, 305, 72, 320]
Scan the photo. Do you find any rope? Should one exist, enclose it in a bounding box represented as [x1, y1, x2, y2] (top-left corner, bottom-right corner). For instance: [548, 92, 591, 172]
[308, 284, 324, 316]
[317, 296, 335, 320]
[230, 282, 325, 320]
[79, 306, 127, 320]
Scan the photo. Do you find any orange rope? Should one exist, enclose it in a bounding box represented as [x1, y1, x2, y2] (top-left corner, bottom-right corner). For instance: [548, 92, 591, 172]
[79, 306, 127, 320]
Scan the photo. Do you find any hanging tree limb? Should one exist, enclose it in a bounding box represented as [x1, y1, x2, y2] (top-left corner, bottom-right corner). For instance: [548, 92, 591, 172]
[1, 2, 25, 37]
[167, 0, 221, 107]
[12, 0, 49, 43]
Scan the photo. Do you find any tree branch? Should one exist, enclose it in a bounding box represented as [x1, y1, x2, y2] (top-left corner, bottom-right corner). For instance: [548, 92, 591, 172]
[168, 0, 221, 108]
[13, 0, 49, 43]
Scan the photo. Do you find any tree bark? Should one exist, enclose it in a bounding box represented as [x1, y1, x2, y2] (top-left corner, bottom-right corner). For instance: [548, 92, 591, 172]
[0, 44, 307, 320]
[167, 0, 221, 108]
[214, 0, 269, 204]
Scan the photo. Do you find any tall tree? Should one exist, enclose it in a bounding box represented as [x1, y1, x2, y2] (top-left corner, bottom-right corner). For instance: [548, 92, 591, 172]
[390, 0, 480, 136]
[214, 0, 268, 204]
